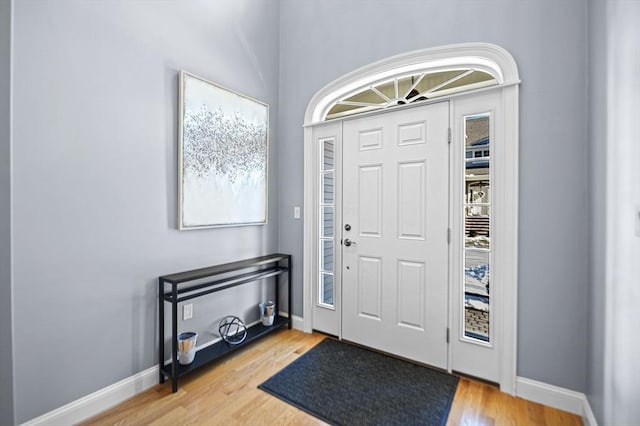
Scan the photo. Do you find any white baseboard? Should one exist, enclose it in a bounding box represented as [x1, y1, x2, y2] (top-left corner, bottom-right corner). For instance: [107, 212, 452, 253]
[291, 315, 304, 330]
[278, 311, 304, 330]
[582, 396, 598, 426]
[22, 366, 159, 426]
[516, 377, 598, 425]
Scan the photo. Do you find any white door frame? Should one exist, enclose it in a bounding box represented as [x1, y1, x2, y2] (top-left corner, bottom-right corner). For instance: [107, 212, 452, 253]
[302, 42, 519, 394]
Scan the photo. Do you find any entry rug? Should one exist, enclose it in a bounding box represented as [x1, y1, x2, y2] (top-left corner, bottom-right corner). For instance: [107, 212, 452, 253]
[258, 338, 458, 426]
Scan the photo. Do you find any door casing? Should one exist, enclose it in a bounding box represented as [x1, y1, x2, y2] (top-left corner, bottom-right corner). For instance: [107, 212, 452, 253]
[302, 43, 519, 394]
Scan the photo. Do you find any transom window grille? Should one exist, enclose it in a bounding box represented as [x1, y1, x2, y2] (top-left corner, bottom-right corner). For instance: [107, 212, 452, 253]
[325, 69, 496, 120]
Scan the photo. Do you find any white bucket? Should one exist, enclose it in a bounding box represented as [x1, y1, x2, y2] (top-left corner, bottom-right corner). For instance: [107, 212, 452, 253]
[259, 301, 275, 326]
[177, 332, 198, 365]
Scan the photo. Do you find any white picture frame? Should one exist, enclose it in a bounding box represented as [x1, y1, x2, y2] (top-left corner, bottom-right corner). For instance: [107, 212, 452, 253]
[178, 71, 269, 229]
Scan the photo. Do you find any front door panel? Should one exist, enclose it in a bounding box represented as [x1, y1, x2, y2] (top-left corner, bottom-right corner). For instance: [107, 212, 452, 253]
[342, 103, 449, 368]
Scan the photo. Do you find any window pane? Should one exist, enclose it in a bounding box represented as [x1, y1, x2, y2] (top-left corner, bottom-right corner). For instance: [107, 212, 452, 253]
[320, 273, 334, 305]
[373, 79, 397, 100]
[464, 113, 490, 343]
[327, 103, 361, 117]
[321, 206, 334, 238]
[322, 139, 335, 171]
[343, 88, 386, 104]
[465, 114, 489, 152]
[321, 239, 334, 271]
[465, 205, 490, 248]
[437, 70, 495, 92]
[465, 176, 490, 204]
[464, 250, 490, 342]
[322, 173, 334, 204]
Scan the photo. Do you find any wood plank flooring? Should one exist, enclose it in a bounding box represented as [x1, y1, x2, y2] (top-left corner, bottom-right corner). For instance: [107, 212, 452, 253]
[81, 329, 582, 426]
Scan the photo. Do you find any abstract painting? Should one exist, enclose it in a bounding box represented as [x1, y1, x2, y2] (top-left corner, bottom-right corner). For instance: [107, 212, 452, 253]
[178, 71, 268, 229]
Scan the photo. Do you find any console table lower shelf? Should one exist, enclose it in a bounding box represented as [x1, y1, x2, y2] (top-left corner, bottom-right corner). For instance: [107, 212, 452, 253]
[161, 315, 290, 380]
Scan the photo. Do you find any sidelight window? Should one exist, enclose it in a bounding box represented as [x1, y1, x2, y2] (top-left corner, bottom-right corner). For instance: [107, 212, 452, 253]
[319, 138, 335, 307]
[463, 113, 491, 343]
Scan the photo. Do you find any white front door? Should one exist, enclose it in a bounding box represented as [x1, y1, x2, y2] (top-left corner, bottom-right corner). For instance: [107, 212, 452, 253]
[341, 102, 450, 368]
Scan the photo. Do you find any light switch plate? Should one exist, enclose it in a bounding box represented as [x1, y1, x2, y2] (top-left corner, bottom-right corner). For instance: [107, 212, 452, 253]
[294, 206, 301, 219]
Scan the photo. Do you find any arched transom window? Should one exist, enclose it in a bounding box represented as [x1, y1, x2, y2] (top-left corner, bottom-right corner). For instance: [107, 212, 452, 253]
[325, 68, 496, 120]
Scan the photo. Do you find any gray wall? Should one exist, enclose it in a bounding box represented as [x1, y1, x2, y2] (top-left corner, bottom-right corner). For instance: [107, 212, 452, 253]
[278, 0, 590, 392]
[11, 1, 280, 422]
[0, 0, 15, 423]
[587, 0, 606, 422]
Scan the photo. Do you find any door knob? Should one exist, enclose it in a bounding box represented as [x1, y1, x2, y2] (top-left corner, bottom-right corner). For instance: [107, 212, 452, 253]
[343, 238, 356, 247]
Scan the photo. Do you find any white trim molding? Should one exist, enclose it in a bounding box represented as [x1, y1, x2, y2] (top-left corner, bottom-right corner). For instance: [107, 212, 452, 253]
[278, 311, 305, 331]
[516, 377, 598, 425]
[21, 366, 158, 426]
[302, 125, 315, 333]
[582, 395, 599, 426]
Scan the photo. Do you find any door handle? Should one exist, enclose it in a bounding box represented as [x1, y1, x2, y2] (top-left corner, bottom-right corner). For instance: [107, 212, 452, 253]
[343, 238, 356, 247]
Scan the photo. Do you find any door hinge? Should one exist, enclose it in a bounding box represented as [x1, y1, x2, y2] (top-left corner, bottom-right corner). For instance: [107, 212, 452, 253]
[447, 127, 451, 144]
[447, 228, 451, 244]
[446, 327, 450, 343]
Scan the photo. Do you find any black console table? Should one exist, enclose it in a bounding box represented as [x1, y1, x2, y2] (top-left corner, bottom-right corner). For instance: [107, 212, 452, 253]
[158, 253, 292, 392]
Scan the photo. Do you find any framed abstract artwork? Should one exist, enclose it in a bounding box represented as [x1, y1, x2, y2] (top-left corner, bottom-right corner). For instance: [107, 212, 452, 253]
[178, 71, 268, 229]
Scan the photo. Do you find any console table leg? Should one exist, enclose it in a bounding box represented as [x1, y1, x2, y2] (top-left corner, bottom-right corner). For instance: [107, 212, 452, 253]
[288, 255, 293, 330]
[159, 279, 165, 384]
[171, 285, 178, 393]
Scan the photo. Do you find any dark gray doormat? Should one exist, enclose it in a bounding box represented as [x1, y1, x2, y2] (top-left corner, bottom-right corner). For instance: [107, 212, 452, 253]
[258, 338, 459, 426]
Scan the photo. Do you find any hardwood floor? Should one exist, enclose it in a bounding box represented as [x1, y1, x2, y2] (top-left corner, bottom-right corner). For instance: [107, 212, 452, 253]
[81, 330, 582, 426]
